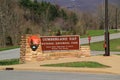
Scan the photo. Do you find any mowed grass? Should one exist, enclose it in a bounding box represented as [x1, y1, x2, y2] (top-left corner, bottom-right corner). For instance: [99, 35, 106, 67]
[0, 59, 19, 66]
[41, 61, 110, 68]
[0, 46, 19, 51]
[81, 29, 120, 38]
[116, 54, 120, 56]
[88, 38, 120, 51]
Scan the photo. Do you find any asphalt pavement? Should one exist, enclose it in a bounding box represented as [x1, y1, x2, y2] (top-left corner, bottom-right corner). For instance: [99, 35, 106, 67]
[0, 71, 119, 80]
[0, 48, 20, 60]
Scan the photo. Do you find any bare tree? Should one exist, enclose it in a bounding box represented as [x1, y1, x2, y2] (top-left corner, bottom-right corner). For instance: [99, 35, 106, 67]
[0, 0, 25, 47]
[97, 3, 120, 29]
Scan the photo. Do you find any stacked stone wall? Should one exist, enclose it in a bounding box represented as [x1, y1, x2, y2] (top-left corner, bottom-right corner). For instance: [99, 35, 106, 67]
[20, 34, 91, 63]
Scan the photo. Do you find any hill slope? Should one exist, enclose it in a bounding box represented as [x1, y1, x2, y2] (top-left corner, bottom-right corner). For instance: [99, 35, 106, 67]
[38, 0, 120, 12]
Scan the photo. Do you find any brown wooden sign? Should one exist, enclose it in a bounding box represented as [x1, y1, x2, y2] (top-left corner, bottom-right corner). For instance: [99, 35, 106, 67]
[40, 35, 80, 51]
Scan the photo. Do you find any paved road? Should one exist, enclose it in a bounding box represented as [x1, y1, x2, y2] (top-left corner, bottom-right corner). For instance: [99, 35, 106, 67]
[0, 48, 20, 60]
[0, 33, 120, 60]
[0, 71, 120, 80]
[91, 51, 120, 56]
[80, 33, 120, 44]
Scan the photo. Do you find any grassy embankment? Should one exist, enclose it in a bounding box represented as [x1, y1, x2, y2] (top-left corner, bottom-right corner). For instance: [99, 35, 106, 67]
[41, 61, 110, 68]
[0, 46, 19, 51]
[87, 38, 120, 52]
[81, 29, 120, 38]
[80, 29, 120, 52]
[0, 59, 19, 66]
[0, 59, 109, 68]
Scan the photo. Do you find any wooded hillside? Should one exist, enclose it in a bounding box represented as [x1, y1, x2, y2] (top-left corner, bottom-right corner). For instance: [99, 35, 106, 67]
[0, 0, 120, 47]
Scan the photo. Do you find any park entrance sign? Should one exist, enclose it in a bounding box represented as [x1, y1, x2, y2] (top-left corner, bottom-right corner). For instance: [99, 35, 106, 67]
[20, 34, 90, 63]
[41, 36, 79, 51]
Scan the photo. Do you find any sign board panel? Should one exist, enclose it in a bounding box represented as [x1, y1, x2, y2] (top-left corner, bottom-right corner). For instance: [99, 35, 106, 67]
[40, 35, 80, 51]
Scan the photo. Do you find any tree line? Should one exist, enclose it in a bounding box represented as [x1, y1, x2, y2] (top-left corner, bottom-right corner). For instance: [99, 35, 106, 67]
[0, 0, 120, 47]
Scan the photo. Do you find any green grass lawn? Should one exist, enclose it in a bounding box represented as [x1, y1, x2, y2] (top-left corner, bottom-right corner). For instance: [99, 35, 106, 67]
[0, 46, 19, 51]
[81, 29, 120, 38]
[86, 38, 120, 51]
[0, 59, 19, 66]
[41, 61, 110, 68]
